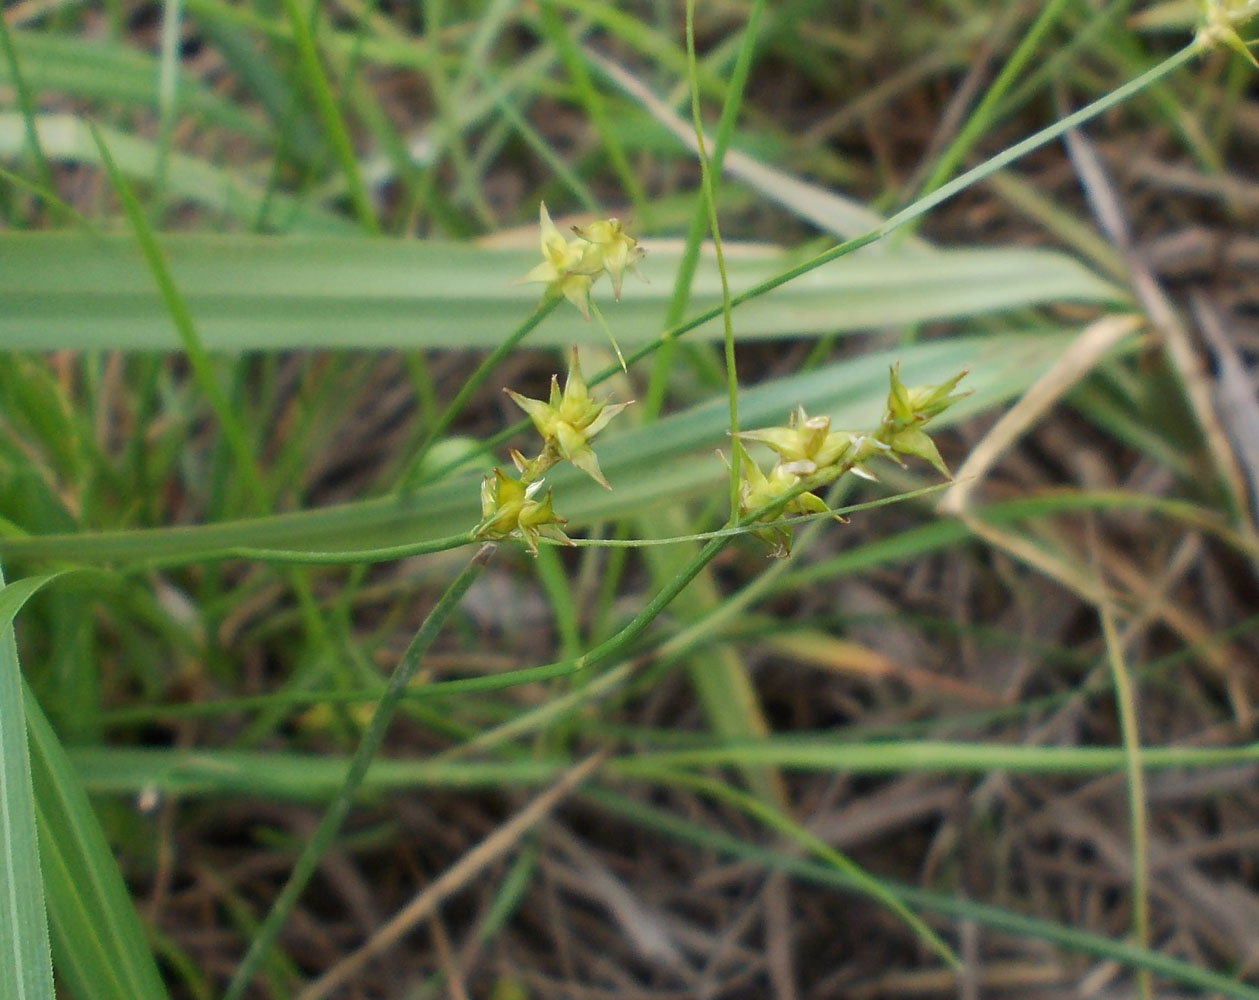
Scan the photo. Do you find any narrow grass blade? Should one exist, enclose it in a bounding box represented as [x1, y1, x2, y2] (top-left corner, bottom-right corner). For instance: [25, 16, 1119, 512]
[89, 124, 270, 512]
[0, 330, 1112, 565]
[634, 764, 958, 968]
[628, 739, 1259, 774]
[0, 231, 1124, 350]
[24, 683, 171, 1000]
[71, 747, 570, 797]
[0, 564, 55, 1000]
[539, 1, 647, 215]
[1091, 520, 1152, 1000]
[274, 0, 378, 233]
[909, 0, 1074, 209]
[0, 18, 59, 220]
[879, 42, 1201, 236]
[295, 753, 606, 1000]
[67, 739, 1259, 799]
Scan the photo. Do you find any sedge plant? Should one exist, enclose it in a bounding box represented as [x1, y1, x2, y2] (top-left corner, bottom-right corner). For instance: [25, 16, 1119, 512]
[3, 3, 1259, 999]
[219, 196, 972, 991]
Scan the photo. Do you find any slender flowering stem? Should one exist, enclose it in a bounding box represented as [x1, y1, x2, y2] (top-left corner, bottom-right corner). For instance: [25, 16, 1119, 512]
[686, 0, 741, 523]
[223, 543, 496, 1000]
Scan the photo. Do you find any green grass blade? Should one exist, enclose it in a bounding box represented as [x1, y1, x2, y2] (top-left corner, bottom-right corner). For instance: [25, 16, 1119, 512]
[151, 0, 184, 210]
[1094, 534, 1153, 1000]
[628, 738, 1259, 774]
[72, 747, 570, 797]
[539, 0, 647, 216]
[90, 125, 270, 512]
[908, 0, 1074, 211]
[66, 739, 1259, 799]
[633, 764, 958, 968]
[23, 687, 170, 1000]
[274, 0, 379, 233]
[193, 14, 324, 168]
[0, 564, 55, 1000]
[880, 41, 1201, 236]
[0, 231, 1124, 350]
[0, 19, 59, 223]
[685, 0, 741, 516]
[0, 330, 1108, 565]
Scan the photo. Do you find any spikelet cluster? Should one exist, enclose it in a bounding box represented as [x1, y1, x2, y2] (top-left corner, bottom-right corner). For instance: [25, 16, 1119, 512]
[475, 348, 632, 553]
[734, 366, 969, 557]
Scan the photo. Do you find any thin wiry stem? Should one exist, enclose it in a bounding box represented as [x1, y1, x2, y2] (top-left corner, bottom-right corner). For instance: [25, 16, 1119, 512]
[223, 543, 495, 1000]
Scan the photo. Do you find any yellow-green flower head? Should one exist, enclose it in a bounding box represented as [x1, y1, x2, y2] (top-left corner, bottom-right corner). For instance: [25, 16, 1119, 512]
[737, 406, 857, 475]
[880, 364, 970, 476]
[476, 468, 571, 554]
[1197, 0, 1259, 64]
[571, 217, 646, 300]
[884, 364, 970, 431]
[885, 426, 950, 477]
[735, 442, 836, 558]
[505, 347, 632, 490]
[516, 202, 597, 319]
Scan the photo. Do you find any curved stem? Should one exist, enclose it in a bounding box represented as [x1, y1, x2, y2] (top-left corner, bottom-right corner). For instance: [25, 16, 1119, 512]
[685, 0, 741, 521]
[223, 542, 496, 1000]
